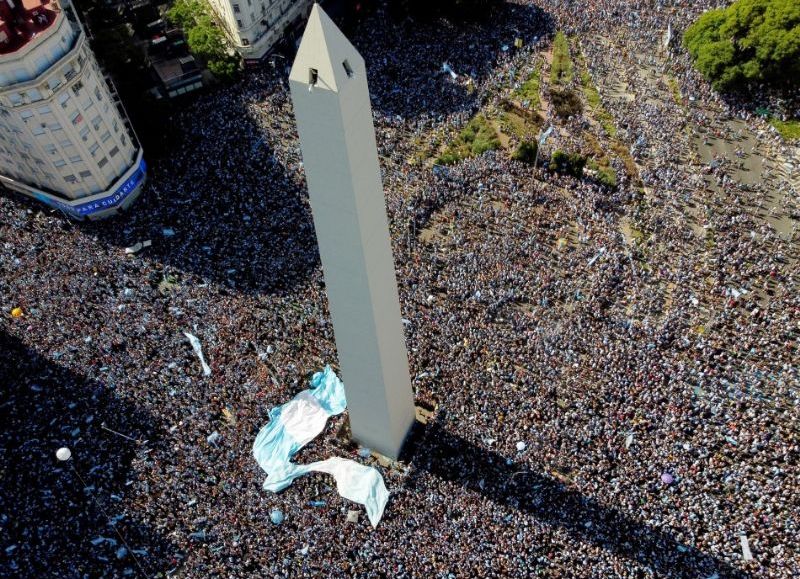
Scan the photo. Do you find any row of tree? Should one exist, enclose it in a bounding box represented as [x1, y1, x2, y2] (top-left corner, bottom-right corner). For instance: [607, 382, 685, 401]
[683, 0, 799, 92]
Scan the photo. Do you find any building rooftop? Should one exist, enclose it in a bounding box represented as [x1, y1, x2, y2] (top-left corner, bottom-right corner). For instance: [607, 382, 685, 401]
[148, 29, 201, 89]
[151, 55, 199, 87]
[0, 0, 58, 56]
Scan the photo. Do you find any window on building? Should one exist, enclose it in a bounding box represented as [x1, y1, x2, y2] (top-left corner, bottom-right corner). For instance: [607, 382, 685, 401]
[65, 67, 77, 81]
[54, 159, 66, 167]
[79, 170, 92, 178]
[71, 111, 83, 125]
[109, 146, 119, 157]
[101, 131, 111, 143]
[32, 126, 45, 136]
[92, 115, 101, 130]
[64, 174, 76, 183]
[343, 60, 354, 78]
[44, 144, 56, 154]
[58, 93, 70, 108]
[233, 3, 240, 11]
[237, 19, 243, 27]
[113, 121, 119, 133]
[48, 77, 62, 91]
[8, 94, 22, 106]
[95, 88, 102, 101]
[72, 81, 83, 95]
[89, 143, 99, 155]
[49, 122, 62, 132]
[37, 105, 51, 115]
[69, 155, 82, 163]
[34, 56, 49, 76]
[27, 89, 43, 102]
[242, 37, 250, 46]
[98, 157, 108, 168]
[21, 110, 34, 120]
[80, 126, 90, 140]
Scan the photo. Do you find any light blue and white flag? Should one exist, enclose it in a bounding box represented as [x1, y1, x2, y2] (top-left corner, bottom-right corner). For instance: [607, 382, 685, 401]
[253, 366, 389, 527]
[184, 332, 211, 376]
[539, 125, 554, 145]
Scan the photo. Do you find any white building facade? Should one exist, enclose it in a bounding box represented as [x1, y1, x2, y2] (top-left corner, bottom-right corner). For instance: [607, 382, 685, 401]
[207, 0, 314, 64]
[0, 0, 145, 219]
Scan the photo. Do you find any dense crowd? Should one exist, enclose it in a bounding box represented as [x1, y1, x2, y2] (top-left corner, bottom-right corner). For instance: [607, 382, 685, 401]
[1, 0, 798, 577]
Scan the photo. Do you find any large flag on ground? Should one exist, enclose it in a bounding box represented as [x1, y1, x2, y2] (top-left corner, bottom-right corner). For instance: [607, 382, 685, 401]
[253, 366, 389, 527]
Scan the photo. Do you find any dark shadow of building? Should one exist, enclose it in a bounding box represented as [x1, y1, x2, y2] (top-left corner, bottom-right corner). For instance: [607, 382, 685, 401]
[0, 329, 179, 576]
[407, 416, 750, 578]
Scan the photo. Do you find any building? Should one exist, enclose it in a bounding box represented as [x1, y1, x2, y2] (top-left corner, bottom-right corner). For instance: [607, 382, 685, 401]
[147, 25, 204, 99]
[207, 0, 313, 65]
[0, 0, 146, 219]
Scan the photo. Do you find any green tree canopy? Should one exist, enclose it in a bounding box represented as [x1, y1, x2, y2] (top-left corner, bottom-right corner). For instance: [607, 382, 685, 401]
[683, 0, 800, 91]
[186, 15, 226, 61]
[550, 150, 586, 178]
[512, 140, 538, 164]
[165, 0, 204, 30]
[166, 0, 240, 82]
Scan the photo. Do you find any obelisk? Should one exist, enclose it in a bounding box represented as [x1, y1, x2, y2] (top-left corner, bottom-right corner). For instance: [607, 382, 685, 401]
[288, 4, 415, 459]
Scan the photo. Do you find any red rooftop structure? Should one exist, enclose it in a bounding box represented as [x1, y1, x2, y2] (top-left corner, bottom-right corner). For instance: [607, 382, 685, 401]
[0, 0, 57, 55]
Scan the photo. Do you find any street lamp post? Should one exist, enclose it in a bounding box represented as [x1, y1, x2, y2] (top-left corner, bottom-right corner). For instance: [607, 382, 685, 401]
[56, 448, 150, 579]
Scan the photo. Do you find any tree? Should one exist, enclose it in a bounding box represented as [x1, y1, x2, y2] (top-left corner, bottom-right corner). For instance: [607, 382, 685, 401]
[550, 150, 585, 178]
[166, 0, 240, 82]
[436, 114, 500, 165]
[93, 26, 145, 77]
[549, 88, 582, 118]
[165, 0, 204, 29]
[187, 15, 226, 61]
[684, 0, 800, 92]
[511, 141, 538, 164]
[207, 54, 241, 79]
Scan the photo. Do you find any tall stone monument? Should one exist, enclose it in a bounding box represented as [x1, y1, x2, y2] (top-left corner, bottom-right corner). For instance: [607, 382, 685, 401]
[289, 4, 416, 459]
